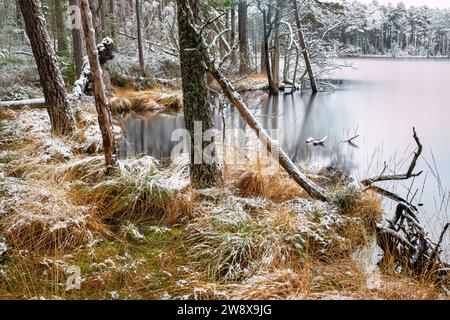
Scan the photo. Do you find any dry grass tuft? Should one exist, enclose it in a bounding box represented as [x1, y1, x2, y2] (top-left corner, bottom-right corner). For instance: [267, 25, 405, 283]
[112, 87, 183, 114]
[0, 108, 16, 121]
[227, 268, 307, 299]
[0, 183, 109, 254]
[235, 171, 266, 198]
[235, 170, 308, 202]
[109, 96, 132, 114]
[72, 156, 191, 225]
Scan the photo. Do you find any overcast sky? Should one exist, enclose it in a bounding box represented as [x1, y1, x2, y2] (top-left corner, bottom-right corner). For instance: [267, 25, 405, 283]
[333, 0, 450, 9]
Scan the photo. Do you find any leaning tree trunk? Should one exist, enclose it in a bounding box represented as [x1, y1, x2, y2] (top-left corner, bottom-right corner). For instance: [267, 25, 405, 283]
[293, 0, 318, 93]
[181, 7, 328, 200]
[136, 0, 145, 75]
[177, 0, 222, 188]
[18, 0, 75, 136]
[80, 0, 117, 171]
[238, 0, 251, 74]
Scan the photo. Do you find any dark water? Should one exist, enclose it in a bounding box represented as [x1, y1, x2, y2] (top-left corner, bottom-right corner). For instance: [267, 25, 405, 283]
[119, 58, 450, 247]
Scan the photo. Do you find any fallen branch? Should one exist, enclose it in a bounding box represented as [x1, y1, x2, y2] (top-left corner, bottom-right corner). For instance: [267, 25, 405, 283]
[362, 128, 449, 281]
[188, 10, 329, 201]
[344, 134, 360, 143]
[0, 98, 46, 108]
[362, 127, 423, 186]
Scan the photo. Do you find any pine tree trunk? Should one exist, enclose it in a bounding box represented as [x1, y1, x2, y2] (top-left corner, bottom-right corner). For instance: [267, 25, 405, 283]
[80, 0, 117, 171]
[136, 0, 145, 75]
[271, 1, 284, 94]
[293, 0, 318, 93]
[119, 0, 126, 26]
[177, 0, 221, 188]
[262, 9, 274, 91]
[69, 0, 86, 78]
[260, 40, 267, 73]
[18, 0, 75, 136]
[54, 0, 67, 54]
[230, 7, 237, 65]
[108, 0, 116, 38]
[238, 0, 251, 74]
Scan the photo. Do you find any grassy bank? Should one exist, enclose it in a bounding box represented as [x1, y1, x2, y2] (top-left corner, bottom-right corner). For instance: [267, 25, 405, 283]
[0, 104, 447, 300]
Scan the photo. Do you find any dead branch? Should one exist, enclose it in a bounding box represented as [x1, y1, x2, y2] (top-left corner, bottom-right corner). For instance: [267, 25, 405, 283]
[344, 134, 360, 143]
[361, 127, 423, 186]
[184, 7, 329, 201]
[362, 128, 449, 281]
[0, 98, 47, 108]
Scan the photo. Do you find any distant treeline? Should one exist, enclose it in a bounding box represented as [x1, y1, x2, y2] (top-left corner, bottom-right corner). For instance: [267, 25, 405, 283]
[328, 2, 450, 57]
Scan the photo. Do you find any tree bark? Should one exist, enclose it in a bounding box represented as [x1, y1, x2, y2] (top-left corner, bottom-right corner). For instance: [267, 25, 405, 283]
[203, 52, 328, 201]
[260, 39, 267, 73]
[270, 1, 284, 94]
[185, 14, 328, 200]
[230, 7, 237, 65]
[177, 0, 221, 188]
[119, 0, 126, 25]
[54, 0, 68, 54]
[108, 0, 116, 38]
[18, 0, 75, 136]
[136, 0, 145, 75]
[69, 0, 86, 78]
[262, 9, 274, 92]
[238, 0, 251, 74]
[293, 0, 318, 93]
[80, 0, 117, 170]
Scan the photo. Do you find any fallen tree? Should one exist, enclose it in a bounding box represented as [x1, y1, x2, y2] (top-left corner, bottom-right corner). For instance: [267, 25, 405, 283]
[184, 7, 329, 202]
[0, 98, 47, 108]
[362, 128, 449, 281]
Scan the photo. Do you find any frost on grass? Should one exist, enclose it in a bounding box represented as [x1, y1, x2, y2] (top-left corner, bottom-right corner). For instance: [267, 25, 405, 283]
[188, 198, 297, 281]
[120, 222, 145, 243]
[287, 198, 349, 249]
[0, 181, 105, 254]
[0, 241, 7, 257]
[73, 155, 191, 224]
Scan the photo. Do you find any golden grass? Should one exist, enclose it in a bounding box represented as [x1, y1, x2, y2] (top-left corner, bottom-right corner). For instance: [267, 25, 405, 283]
[0, 182, 111, 255]
[0, 105, 445, 300]
[235, 170, 309, 202]
[71, 158, 192, 226]
[111, 87, 183, 114]
[0, 107, 15, 120]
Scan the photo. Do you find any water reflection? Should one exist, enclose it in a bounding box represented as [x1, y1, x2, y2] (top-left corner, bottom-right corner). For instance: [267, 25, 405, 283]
[118, 58, 450, 245]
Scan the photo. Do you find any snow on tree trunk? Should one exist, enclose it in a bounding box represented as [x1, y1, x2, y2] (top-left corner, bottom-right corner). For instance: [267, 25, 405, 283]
[177, 0, 222, 188]
[79, 0, 117, 171]
[72, 37, 115, 98]
[136, 0, 145, 75]
[293, 0, 318, 93]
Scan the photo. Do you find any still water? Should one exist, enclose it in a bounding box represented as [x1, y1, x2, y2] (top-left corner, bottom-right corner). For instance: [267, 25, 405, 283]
[119, 58, 450, 244]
